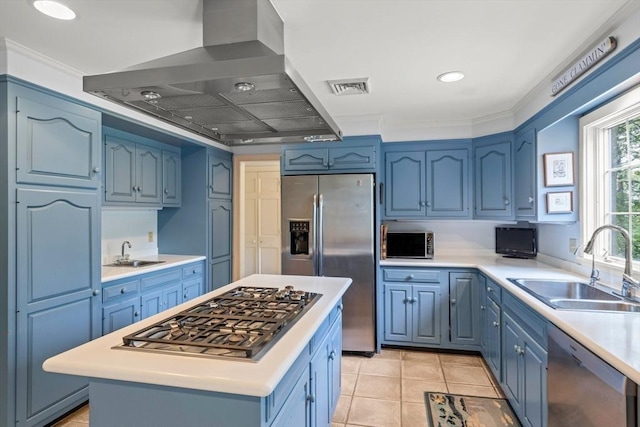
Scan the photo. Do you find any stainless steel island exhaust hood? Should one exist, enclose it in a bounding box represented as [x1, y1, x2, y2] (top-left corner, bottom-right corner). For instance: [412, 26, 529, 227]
[83, 0, 342, 146]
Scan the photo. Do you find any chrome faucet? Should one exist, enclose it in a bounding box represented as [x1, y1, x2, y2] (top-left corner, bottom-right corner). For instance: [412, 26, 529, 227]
[121, 241, 131, 259]
[584, 225, 639, 299]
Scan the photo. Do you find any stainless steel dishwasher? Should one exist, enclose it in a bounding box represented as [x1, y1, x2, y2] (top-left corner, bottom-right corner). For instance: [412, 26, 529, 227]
[548, 325, 637, 426]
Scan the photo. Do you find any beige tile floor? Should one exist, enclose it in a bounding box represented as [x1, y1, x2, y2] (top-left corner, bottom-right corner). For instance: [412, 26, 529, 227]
[50, 348, 502, 427]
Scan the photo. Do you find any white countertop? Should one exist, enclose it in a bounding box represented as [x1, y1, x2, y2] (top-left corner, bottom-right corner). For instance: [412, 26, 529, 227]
[381, 256, 640, 384]
[44, 274, 352, 396]
[101, 254, 207, 283]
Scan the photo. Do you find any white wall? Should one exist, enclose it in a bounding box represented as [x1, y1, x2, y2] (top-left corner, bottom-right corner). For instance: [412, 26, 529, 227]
[101, 209, 158, 264]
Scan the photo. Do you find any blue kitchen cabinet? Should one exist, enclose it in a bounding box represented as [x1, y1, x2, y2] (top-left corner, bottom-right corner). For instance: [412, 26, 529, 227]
[426, 148, 470, 218]
[140, 269, 183, 319]
[473, 134, 514, 219]
[208, 152, 232, 199]
[102, 295, 140, 334]
[209, 198, 233, 289]
[271, 365, 312, 427]
[383, 269, 443, 345]
[448, 272, 481, 346]
[514, 129, 536, 219]
[384, 146, 471, 219]
[15, 188, 101, 427]
[16, 96, 101, 189]
[162, 149, 182, 206]
[102, 278, 140, 334]
[281, 139, 377, 174]
[182, 277, 203, 302]
[310, 312, 342, 427]
[384, 151, 426, 217]
[501, 294, 547, 427]
[480, 276, 502, 381]
[103, 128, 163, 205]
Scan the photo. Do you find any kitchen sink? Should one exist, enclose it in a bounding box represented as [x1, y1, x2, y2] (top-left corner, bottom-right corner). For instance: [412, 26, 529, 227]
[549, 298, 640, 312]
[104, 260, 166, 268]
[507, 278, 640, 312]
[508, 279, 619, 301]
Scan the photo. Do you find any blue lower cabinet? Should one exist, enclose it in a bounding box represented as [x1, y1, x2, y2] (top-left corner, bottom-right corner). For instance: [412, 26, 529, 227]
[271, 366, 312, 427]
[448, 272, 481, 346]
[501, 307, 547, 427]
[383, 283, 441, 345]
[102, 296, 140, 334]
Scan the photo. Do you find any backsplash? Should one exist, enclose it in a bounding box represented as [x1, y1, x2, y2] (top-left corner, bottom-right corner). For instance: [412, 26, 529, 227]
[101, 209, 158, 264]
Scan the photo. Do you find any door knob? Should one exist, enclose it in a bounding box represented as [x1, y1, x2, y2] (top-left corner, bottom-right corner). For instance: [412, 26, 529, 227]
[92, 166, 100, 173]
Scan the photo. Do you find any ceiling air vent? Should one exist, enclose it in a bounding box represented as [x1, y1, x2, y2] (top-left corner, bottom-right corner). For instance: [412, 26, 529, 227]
[328, 78, 370, 96]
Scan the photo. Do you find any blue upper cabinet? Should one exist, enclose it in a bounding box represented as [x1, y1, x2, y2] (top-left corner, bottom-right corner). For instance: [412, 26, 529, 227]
[103, 127, 177, 207]
[473, 134, 514, 219]
[385, 151, 426, 217]
[384, 143, 471, 219]
[514, 129, 536, 219]
[208, 151, 232, 199]
[16, 96, 101, 189]
[281, 136, 379, 175]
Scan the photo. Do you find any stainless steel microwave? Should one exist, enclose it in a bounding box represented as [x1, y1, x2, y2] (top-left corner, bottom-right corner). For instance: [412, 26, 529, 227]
[381, 228, 434, 259]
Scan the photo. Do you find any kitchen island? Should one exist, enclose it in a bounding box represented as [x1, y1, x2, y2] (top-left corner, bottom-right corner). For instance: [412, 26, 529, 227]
[44, 274, 351, 427]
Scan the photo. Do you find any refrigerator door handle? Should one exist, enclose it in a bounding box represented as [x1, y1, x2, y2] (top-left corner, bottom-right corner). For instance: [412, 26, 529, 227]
[318, 193, 324, 276]
[312, 193, 318, 275]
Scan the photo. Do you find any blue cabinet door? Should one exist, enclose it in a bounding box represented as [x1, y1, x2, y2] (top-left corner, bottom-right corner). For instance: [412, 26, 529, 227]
[208, 153, 232, 199]
[514, 129, 536, 219]
[474, 139, 514, 218]
[135, 143, 163, 204]
[140, 288, 164, 319]
[102, 295, 140, 334]
[385, 152, 426, 217]
[182, 276, 203, 302]
[449, 273, 480, 346]
[521, 337, 547, 427]
[501, 312, 522, 414]
[209, 199, 232, 291]
[162, 149, 181, 206]
[16, 96, 101, 189]
[384, 284, 412, 342]
[413, 285, 441, 345]
[426, 148, 470, 218]
[328, 146, 376, 170]
[104, 134, 137, 203]
[283, 148, 329, 171]
[485, 298, 501, 379]
[271, 366, 311, 427]
[15, 188, 100, 426]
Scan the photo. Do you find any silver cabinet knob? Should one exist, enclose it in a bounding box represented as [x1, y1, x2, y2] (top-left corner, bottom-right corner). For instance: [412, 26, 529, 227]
[92, 166, 101, 173]
[487, 286, 493, 293]
[492, 321, 499, 327]
[451, 298, 457, 305]
[517, 346, 525, 355]
[120, 288, 125, 294]
[407, 274, 414, 280]
[192, 269, 197, 274]
[419, 201, 426, 207]
[137, 186, 142, 192]
[329, 350, 336, 360]
[92, 289, 100, 296]
[504, 198, 510, 205]
[134, 311, 139, 317]
[164, 188, 169, 194]
[480, 305, 486, 310]
[337, 303, 344, 312]
[426, 201, 431, 207]
[528, 196, 534, 203]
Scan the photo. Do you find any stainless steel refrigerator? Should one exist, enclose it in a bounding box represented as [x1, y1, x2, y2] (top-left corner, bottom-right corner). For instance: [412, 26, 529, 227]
[281, 173, 376, 354]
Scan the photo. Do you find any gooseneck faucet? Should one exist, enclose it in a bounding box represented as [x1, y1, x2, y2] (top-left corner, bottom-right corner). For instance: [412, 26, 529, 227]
[121, 241, 131, 259]
[584, 225, 639, 299]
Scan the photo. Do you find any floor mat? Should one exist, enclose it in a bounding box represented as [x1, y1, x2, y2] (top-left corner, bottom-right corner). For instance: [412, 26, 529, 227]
[425, 392, 522, 427]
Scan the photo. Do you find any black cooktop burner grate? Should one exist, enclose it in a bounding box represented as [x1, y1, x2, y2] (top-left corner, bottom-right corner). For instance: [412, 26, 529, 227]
[119, 286, 321, 360]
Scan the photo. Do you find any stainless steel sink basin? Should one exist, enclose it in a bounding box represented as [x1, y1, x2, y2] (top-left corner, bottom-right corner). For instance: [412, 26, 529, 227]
[549, 298, 640, 312]
[104, 260, 166, 268]
[506, 278, 640, 312]
[508, 279, 619, 301]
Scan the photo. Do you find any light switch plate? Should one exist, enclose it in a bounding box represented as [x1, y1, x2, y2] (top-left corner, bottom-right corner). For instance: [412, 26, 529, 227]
[148, 231, 153, 242]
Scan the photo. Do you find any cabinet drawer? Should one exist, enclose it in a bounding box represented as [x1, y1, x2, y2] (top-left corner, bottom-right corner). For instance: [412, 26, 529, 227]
[102, 279, 139, 303]
[383, 268, 443, 283]
[503, 292, 547, 346]
[140, 269, 182, 291]
[485, 278, 502, 303]
[182, 262, 204, 278]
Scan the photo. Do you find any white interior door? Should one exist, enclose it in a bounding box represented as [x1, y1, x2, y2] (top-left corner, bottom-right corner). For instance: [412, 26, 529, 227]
[241, 164, 281, 277]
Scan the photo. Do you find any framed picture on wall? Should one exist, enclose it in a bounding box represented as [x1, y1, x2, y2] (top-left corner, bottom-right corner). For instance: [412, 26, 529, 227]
[543, 152, 574, 186]
[546, 191, 573, 213]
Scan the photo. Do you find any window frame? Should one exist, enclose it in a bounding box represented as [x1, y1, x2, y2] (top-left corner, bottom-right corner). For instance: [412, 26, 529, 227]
[580, 86, 640, 272]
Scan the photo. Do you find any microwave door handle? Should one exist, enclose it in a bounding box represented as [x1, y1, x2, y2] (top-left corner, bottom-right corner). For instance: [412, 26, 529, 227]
[318, 193, 324, 276]
[312, 194, 318, 276]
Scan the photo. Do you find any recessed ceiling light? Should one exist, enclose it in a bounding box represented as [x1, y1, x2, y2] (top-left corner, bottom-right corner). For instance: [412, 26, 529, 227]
[437, 71, 465, 83]
[32, 0, 76, 20]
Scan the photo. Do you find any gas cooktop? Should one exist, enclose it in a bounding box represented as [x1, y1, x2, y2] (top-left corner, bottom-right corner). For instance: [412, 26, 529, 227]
[117, 285, 321, 361]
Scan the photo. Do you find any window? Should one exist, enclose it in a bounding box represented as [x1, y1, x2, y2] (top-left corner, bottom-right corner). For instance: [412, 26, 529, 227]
[581, 86, 640, 269]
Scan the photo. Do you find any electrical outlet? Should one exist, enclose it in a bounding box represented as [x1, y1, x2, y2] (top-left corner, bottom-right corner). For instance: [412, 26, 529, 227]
[148, 231, 153, 243]
[569, 238, 577, 253]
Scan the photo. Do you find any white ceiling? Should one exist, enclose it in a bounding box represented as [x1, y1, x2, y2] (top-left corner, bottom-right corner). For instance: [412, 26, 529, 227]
[1, 0, 638, 139]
